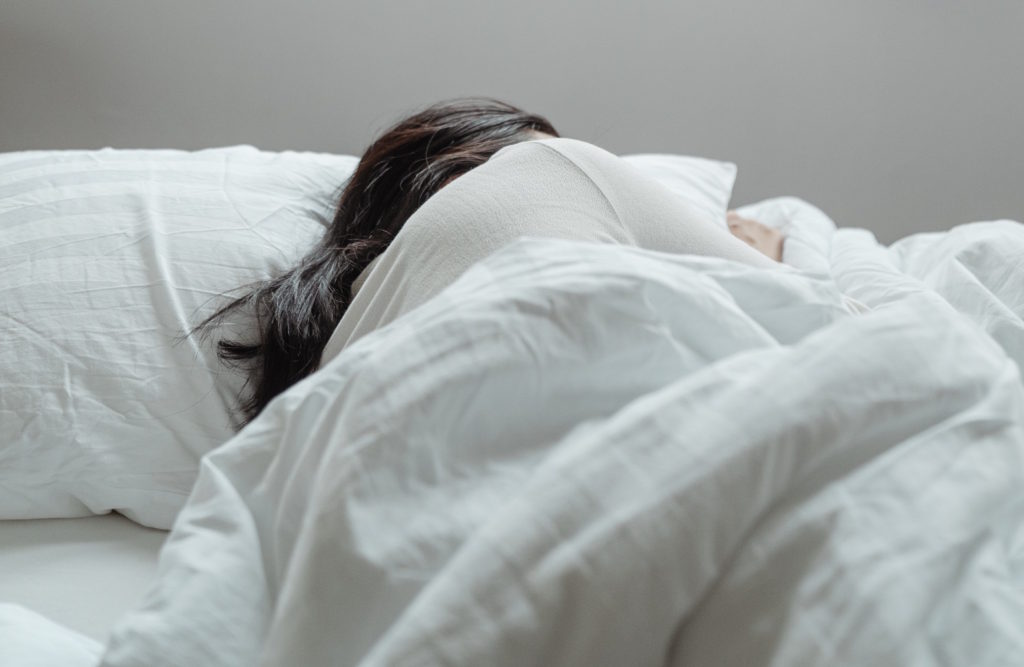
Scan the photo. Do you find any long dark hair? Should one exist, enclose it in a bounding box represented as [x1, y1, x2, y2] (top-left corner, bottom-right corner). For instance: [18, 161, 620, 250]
[195, 98, 558, 424]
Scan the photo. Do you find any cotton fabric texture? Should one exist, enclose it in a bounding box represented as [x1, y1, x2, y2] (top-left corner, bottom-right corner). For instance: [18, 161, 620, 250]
[98, 232, 1024, 667]
[0, 147, 356, 527]
[321, 138, 775, 362]
[0, 144, 738, 528]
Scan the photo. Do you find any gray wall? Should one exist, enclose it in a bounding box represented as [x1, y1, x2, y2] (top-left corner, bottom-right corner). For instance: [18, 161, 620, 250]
[3, 1, 1022, 243]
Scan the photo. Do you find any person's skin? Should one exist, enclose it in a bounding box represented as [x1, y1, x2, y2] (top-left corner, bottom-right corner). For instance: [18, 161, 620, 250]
[727, 210, 785, 262]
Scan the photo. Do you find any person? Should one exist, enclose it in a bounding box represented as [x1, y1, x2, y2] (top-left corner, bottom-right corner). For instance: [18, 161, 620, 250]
[196, 98, 787, 424]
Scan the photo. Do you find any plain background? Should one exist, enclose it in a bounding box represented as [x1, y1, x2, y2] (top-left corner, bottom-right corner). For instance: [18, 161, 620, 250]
[2, 0, 1021, 243]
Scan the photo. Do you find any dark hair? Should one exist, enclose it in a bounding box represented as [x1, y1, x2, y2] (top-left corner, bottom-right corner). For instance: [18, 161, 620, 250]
[195, 98, 558, 424]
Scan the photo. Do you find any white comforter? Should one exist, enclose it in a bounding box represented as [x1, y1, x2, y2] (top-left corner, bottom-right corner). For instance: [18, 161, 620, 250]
[11, 200, 1024, 666]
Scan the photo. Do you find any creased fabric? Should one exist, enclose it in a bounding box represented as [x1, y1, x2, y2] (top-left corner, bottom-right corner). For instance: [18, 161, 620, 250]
[94, 225, 1024, 667]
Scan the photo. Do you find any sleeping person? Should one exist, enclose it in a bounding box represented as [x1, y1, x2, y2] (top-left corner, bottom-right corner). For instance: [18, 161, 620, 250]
[196, 98, 789, 424]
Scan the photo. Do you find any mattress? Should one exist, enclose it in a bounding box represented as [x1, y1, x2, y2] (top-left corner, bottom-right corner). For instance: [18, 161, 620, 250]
[0, 514, 166, 642]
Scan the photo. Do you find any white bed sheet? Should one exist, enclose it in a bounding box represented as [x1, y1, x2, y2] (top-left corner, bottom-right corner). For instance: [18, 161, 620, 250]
[0, 514, 166, 642]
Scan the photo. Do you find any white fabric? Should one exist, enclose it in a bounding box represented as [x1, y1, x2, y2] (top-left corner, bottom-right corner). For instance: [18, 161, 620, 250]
[322, 138, 774, 361]
[339, 149, 737, 311]
[0, 604, 102, 667]
[619, 152, 736, 228]
[0, 515, 166, 641]
[0, 144, 735, 530]
[0, 147, 357, 528]
[97, 216, 1024, 666]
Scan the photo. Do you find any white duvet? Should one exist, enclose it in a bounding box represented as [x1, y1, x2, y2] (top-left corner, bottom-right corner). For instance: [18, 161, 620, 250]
[10, 202, 1023, 666]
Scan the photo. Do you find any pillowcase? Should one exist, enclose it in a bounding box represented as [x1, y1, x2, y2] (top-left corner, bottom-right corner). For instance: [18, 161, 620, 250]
[0, 146, 357, 528]
[620, 153, 737, 227]
[0, 144, 733, 530]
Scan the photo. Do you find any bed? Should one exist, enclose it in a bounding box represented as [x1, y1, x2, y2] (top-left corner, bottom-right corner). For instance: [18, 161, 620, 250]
[0, 515, 164, 642]
[1, 146, 1022, 666]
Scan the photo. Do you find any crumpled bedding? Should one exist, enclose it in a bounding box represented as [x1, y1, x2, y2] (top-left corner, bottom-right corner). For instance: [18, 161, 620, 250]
[18, 200, 1024, 666]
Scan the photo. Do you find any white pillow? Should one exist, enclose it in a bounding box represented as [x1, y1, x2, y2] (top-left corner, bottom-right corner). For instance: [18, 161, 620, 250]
[0, 145, 731, 530]
[621, 153, 737, 227]
[0, 146, 357, 528]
